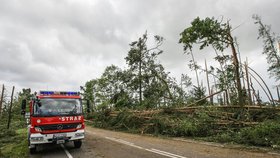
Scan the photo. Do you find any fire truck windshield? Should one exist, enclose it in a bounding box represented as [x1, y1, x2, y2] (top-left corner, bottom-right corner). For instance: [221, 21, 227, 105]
[33, 98, 82, 117]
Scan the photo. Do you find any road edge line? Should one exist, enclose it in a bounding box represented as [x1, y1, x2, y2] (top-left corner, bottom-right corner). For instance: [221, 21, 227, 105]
[61, 144, 73, 158]
[150, 148, 187, 158]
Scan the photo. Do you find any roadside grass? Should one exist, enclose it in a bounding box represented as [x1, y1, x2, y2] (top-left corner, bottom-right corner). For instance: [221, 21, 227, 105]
[0, 116, 28, 158]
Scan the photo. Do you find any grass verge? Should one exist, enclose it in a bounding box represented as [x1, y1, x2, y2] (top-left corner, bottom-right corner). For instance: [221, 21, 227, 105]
[0, 120, 28, 158]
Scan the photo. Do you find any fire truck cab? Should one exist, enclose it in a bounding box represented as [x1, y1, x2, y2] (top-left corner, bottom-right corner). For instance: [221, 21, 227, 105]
[21, 91, 85, 154]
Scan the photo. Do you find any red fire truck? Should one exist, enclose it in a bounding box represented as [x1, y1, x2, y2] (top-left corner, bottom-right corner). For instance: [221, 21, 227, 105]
[21, 91, 86, 154]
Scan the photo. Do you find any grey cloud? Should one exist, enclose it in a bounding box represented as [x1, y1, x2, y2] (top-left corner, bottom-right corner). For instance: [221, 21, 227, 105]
[0, 0, 279, 94]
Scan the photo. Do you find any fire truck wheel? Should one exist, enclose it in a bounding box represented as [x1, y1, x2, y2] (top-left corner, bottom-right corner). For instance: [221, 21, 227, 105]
[29, 146, 36, 154]
[74, 140, 82, 148]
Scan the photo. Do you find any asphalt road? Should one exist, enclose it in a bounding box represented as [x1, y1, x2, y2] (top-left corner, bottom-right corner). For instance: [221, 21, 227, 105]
[30, 126, 280, 158]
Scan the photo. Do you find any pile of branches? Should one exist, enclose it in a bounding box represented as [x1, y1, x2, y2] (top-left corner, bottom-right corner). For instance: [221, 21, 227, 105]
[88, 106, 280, 137]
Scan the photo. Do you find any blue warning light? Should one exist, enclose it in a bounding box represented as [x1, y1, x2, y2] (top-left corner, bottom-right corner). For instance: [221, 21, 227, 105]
[39, 91, 79, 96]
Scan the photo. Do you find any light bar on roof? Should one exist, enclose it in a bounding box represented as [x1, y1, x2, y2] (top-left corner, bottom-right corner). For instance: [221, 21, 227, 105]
[39, 91, 54, 95]
[39, 91, 79, 96]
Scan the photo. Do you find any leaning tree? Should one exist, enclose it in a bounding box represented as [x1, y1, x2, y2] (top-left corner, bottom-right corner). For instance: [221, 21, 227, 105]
[253, 15, 280, 83]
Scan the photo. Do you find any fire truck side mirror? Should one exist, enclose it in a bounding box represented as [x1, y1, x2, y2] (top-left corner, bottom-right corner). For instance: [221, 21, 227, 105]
[21, 99, 26, 115]
[37, 101, 42, 107]
[86, 100, 90, 113]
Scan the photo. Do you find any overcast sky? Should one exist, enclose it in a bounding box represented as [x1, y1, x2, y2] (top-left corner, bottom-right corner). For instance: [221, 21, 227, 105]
[0, 0, 279, 100]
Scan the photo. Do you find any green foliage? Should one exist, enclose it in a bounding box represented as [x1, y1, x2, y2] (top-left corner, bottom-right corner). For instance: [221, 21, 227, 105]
[177, 119, 198, 136]
[81, 65, 135, 110]
[189, 86, 207, 105]
[83, 32, 181, 110]
[0, 128, 16, 142]
[0, 128, 28, 158]
[89, 106, 280, 149]
[253, 15, 280, 81]
[90, 108, 112, 128]
[125, 32, 175, 107]
[238, 121, 280, 147]
[213, 132, 234, 143]
[113, 110, 146, 131]
[90, 109, 147, 132]
[18, 88, 32, 100]
[113, 90, 133, 109]
[0, 88, 36, 157]
[179, 17, 230, 52]
[181, 74, 192, 89]
[90, 108, 217, 137]
[215, 55, 235, 90]
[179, 16, 244, 106]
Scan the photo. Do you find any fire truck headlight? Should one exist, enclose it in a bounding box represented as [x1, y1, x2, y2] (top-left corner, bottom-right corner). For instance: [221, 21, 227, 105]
[75, 132, 84, 137]
[76, 124, 82, 129]
[30, 137, 43, 141]
[34, 127, 42, 132]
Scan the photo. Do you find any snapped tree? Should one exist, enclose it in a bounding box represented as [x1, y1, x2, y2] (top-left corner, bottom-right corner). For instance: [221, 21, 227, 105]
[179, 17, 244, 106]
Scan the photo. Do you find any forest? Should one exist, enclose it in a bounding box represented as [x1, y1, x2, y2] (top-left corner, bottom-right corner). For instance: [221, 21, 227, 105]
[81, 15, 280, 149]
[82, 15, 280, 110]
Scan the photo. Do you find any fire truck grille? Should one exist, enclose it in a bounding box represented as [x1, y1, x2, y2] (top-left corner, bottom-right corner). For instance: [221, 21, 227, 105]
[37, 123, 79, 131]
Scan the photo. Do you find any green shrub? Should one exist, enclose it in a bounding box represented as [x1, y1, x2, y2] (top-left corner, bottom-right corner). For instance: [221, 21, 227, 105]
[111, 110, 145, 130]
[0, 129, 16, 138]
[238, 121, 280, 147]
[0, 128, 28, 158]
[211, 131, 235, 143]
[193, 110, 216, 136]
[149, 115, 173, 135]
[177, 119, 198, 136]
[0, 129, 17, 145]
[89, 109, 113, 128]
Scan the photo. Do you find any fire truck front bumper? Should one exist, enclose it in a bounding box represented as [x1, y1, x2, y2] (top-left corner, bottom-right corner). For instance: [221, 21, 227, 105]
[29, 129, 85, 145]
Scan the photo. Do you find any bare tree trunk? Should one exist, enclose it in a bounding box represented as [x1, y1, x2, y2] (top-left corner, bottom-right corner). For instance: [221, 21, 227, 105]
[236, 39, 246, 90]
[277, 86, 280, 102]
[210, 88, 214, 105]
[152, 70, 174, 101]
[223, 92, 228, 106]
[188, 90, 224, 107]
[245, 60, 252, 105]
[250, 77, 256, 105]
[190, 51, 200, 88]
[228, 30, 244, 107]
[205, 60, 212, 105]
[247, 66, 275, 106]
[0, 84, 4, 117]
[212, 74, 219, 104]
[139, 60, 142, 105]
[257, 90, 261, 107]
[225, 90, 230, 105]
[7, 86, 14, 129]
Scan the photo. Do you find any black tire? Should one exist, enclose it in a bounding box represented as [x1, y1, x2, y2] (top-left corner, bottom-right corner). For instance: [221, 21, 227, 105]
[74, 140, 82, 148]
[29, 146, 36, 154]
